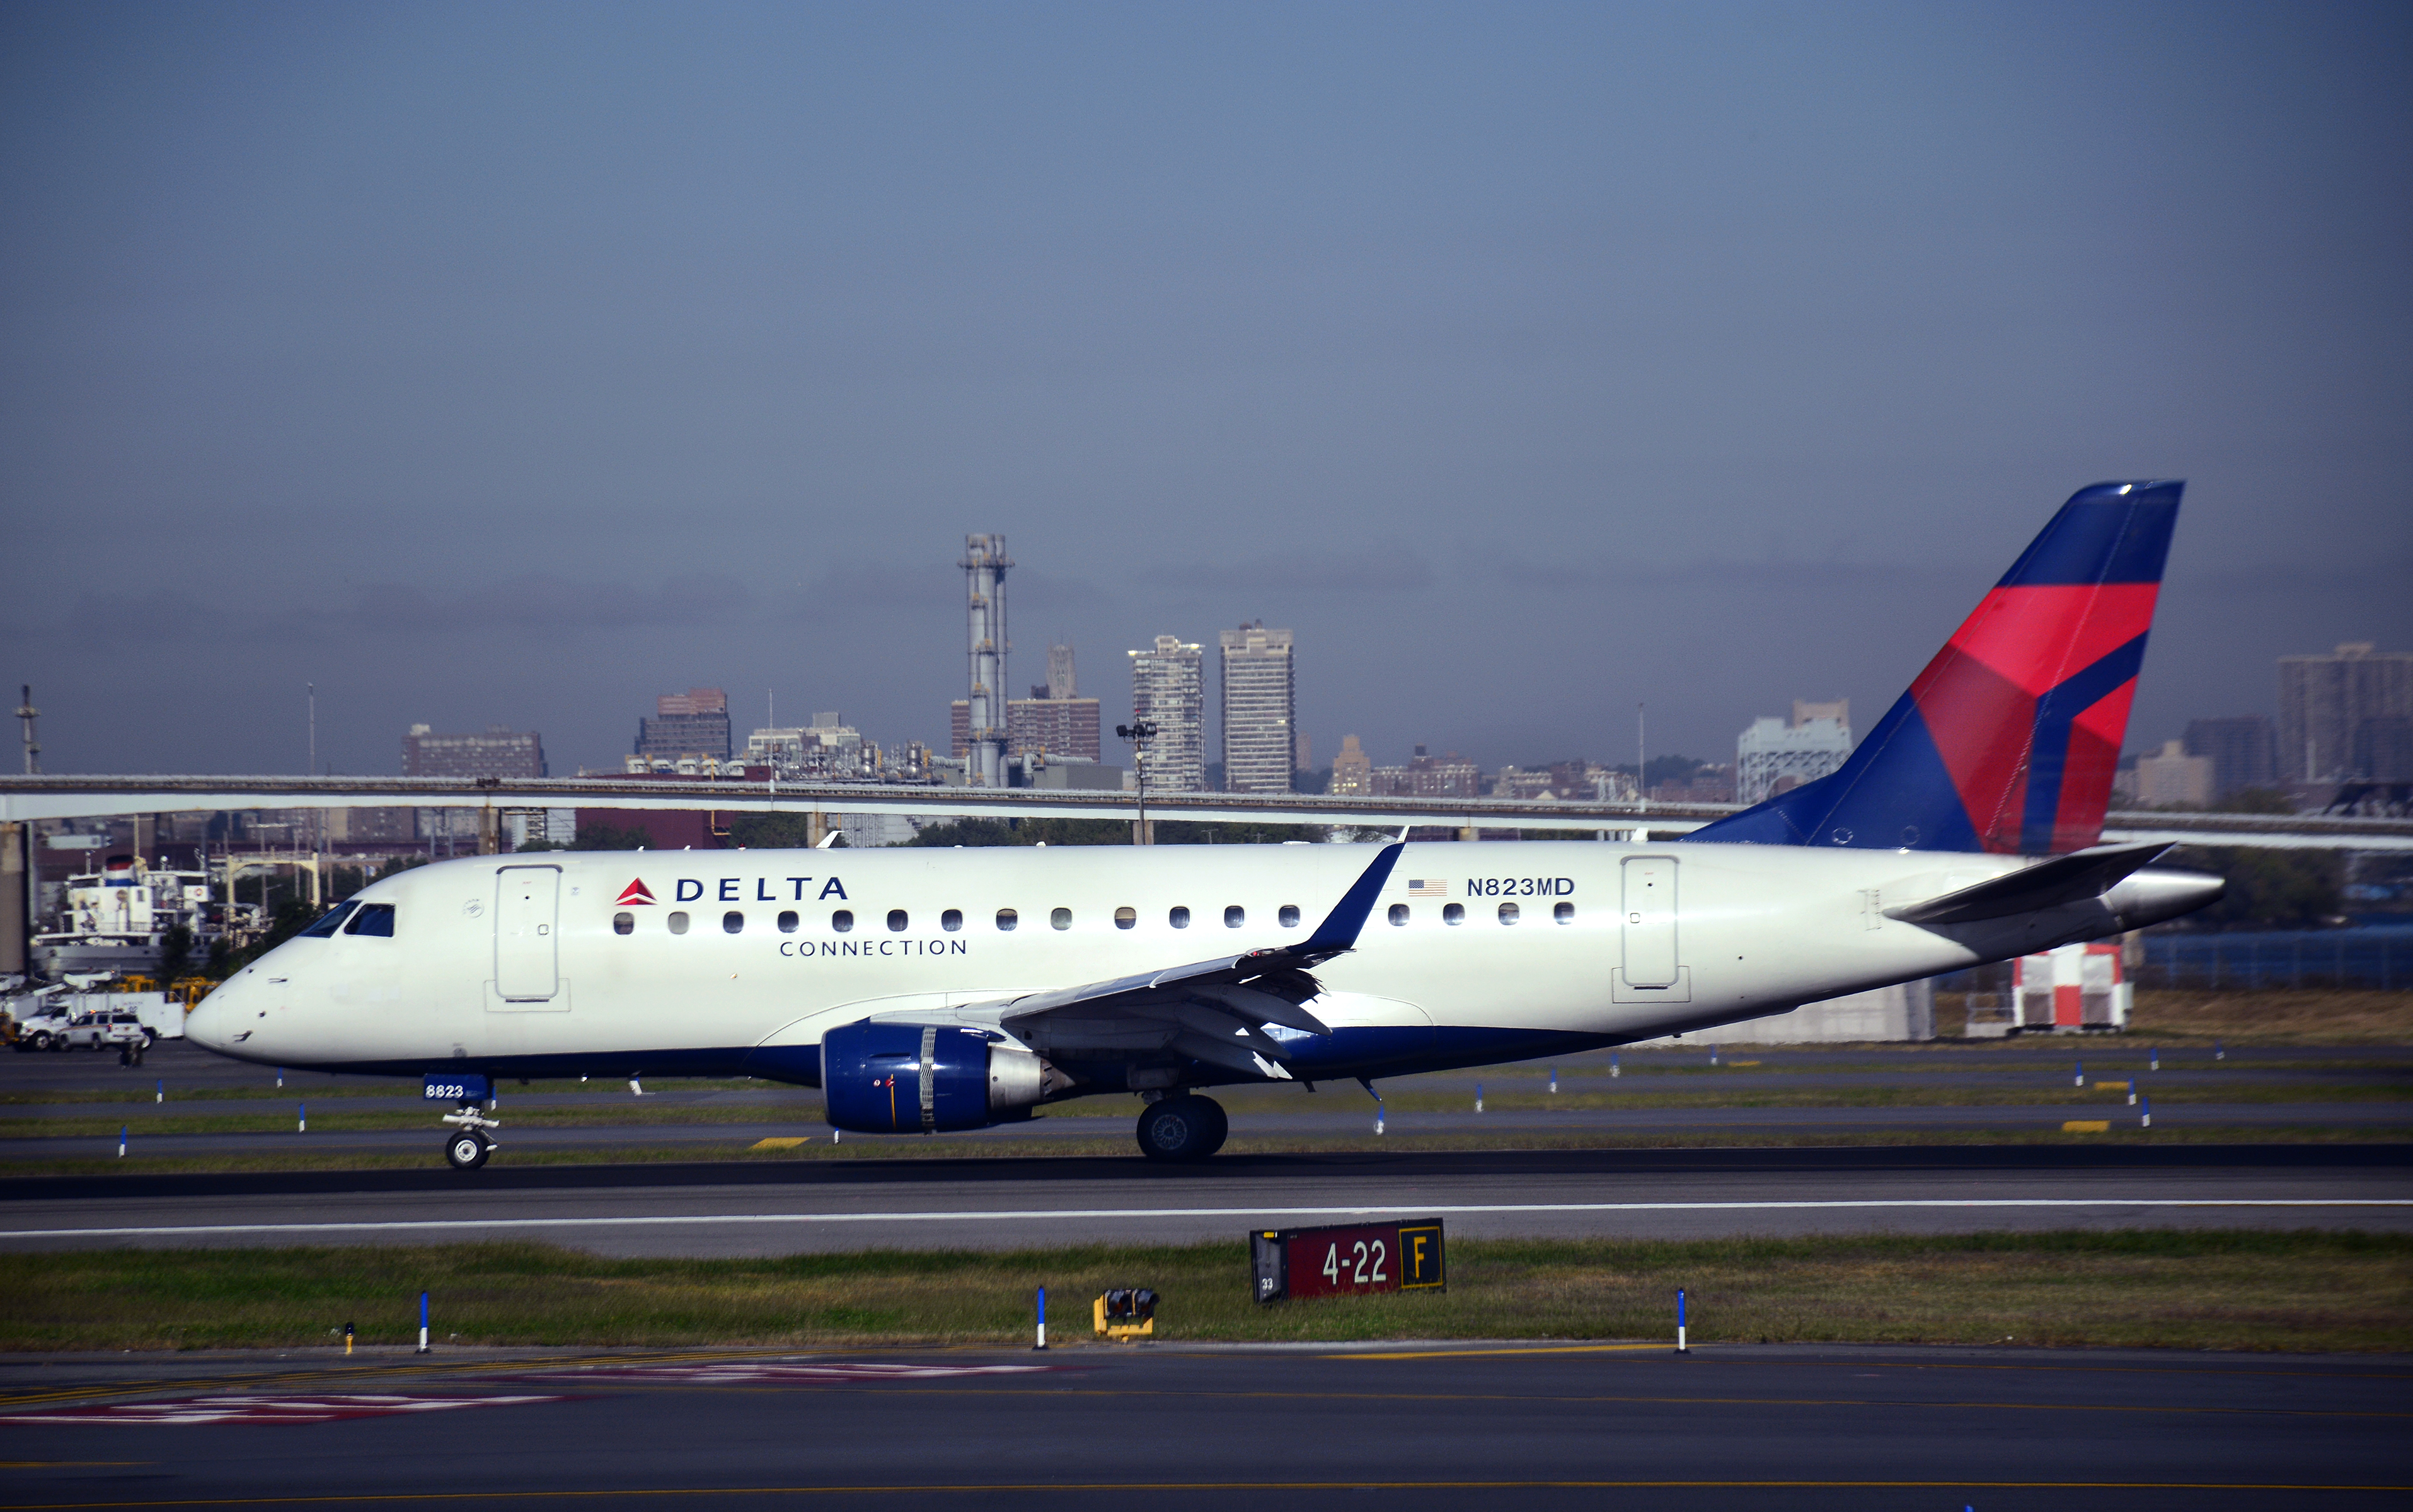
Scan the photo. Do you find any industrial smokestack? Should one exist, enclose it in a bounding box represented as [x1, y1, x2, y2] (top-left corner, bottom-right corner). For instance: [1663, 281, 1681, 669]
[961, 535, 1013, 786]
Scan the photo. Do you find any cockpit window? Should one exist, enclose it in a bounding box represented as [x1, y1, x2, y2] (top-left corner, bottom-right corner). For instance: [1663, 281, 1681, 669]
[296, 901, 360, 938]
[344, 903, 396, 937]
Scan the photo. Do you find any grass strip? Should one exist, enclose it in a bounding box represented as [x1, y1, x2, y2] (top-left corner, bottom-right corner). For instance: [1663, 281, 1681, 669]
[9, 1123, 2409, 1178]
[4, 1230, 2405, 1355]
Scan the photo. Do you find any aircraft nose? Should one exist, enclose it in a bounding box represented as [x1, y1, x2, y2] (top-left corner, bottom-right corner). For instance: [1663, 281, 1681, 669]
[183, 987, 230, 1051]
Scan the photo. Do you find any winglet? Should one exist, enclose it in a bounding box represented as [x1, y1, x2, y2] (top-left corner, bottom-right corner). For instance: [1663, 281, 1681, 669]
[1302, 842, 1405, 959]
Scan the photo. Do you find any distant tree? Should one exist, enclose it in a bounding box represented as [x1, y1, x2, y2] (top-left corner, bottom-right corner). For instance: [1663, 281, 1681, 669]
[374, 855, 429, 881]
[2164, 845, 2344, 931]
[1154, 820, 1323, 845]
[568, 823, 657, 852]
[1615, 755, 1712, 789]
[158, 924, 193, 982]
[727, 813, 824, 849]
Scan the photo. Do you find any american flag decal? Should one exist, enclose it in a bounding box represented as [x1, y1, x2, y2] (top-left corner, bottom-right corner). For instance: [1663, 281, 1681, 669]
[1407, 878, 1447, 898]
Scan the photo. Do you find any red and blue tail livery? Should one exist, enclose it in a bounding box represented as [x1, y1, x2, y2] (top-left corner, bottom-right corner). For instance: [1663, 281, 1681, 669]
[1689, 480, 2182, 856]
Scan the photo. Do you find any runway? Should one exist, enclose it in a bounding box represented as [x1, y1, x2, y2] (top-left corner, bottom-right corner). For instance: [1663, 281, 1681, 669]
[1, 1341, 2403, 1509]
[7, 1146, 2407, 1254]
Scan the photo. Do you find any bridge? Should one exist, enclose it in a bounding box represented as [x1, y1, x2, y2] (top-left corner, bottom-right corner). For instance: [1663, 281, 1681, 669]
[4, 774, 2408, 850]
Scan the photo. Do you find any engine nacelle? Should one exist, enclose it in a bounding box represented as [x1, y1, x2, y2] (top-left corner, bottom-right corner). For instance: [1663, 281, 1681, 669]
[820, 1020, 1060, 1133]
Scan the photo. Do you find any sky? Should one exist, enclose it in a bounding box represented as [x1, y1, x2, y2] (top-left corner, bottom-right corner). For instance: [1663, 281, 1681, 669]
[4, 1, 2408, 780]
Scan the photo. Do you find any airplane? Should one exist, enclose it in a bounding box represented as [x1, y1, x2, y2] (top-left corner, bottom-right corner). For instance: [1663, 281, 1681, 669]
[184, 481, 2222, 1167]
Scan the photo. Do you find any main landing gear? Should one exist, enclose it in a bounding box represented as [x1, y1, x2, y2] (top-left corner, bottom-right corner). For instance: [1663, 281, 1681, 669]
[442, 1101, 500, 1171]
[1136, 1094, 1228, 1163]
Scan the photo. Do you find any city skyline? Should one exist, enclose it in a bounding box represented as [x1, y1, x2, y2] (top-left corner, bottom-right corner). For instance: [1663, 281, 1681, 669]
[5, 6, 2406, 777]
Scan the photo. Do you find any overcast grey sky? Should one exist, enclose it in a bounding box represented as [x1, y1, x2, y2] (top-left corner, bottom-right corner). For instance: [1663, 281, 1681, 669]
[5, 1, 2407, 779]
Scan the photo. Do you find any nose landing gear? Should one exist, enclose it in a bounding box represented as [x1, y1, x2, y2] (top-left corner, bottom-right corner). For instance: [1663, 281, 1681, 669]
[441, 1102, 499, 1170]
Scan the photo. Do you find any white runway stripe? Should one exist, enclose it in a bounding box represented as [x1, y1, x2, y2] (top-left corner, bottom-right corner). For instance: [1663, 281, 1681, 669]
[5, 1196, 2409, 1240]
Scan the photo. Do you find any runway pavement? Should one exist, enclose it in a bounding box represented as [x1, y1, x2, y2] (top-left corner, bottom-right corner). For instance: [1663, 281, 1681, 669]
[1, 1341, 2402, 1509]
[6, 1145, 2407, 1254]
[6, 1039, 2407, 1165]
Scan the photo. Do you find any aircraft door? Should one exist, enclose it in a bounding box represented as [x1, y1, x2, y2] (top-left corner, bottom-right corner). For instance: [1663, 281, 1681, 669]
[1620, 857, 1679, 988]
[494, 866, 561, 1002]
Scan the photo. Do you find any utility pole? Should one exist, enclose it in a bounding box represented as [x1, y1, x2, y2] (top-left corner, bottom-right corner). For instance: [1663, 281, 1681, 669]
[1117, 721, 1157, 845]
[1636, 702, 1647, 815]
[16, 686, 37, 774]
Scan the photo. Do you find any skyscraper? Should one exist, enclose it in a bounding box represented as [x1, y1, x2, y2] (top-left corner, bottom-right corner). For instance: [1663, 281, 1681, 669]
[1219, 622, 1296, 794]
[636, 688, 731, 764]
[1330, 735, 1372, 796]
[1046, 643, 1077, 701]
[1128, 635, 1205, 793]
[2278, 643, 2413, 782]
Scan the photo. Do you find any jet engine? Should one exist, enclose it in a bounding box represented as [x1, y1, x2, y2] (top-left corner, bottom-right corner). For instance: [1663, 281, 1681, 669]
[820, 1020, 1064, 1134]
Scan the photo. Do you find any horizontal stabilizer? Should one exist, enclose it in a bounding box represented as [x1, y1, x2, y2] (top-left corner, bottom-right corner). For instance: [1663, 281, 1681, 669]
[1884, 842, 2172, 926]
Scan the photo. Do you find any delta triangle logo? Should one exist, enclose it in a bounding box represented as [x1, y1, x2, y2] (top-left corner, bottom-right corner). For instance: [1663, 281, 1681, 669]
[616, 879, 657, 906]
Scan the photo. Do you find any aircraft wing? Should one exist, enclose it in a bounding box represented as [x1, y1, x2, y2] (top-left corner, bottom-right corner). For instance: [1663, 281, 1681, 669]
[976, 842, 1403, 1080]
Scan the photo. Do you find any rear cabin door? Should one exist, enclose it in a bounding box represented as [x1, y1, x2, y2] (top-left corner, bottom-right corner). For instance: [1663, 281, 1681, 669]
[494, 866, 560, 1002]
[1620, 857, 1679, 988]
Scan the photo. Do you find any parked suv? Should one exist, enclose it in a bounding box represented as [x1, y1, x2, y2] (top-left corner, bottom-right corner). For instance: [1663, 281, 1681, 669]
[62, 1009, 153, 1053]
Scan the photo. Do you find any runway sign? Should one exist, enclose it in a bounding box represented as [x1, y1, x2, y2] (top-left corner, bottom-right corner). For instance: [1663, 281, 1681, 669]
[0, 1394, 559, 1426]
[1253, 1218, 1445, 1303]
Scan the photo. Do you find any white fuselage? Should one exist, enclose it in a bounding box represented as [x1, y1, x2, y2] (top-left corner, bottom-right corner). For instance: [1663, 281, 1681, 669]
[183, 839, 2105, 1091]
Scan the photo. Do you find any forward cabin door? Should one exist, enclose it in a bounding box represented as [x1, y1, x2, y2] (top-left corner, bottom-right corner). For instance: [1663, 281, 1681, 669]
[494, 865, 561, 1002]
[1620, 856, 1679, 988]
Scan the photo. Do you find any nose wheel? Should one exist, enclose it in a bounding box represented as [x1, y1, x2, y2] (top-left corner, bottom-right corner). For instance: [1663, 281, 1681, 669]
[440, 1102, 500, 1171]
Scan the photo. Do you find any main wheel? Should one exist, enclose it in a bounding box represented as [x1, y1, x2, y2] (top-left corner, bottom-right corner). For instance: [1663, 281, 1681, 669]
[444, 1130, 492, 1171]
[1136, 1095, 1229, 1162]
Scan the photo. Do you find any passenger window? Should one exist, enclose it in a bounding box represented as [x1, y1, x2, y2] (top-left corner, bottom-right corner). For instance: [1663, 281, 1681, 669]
[1051, 907, 1073, 931]
[997, 908, 1018, 932]
[613, 912, 635, 936]
[669, 911, 691, 935]
[832, 910, 855, 933]
[942, 909, 963, 932]
[1279, 904, 1301, 928]
[1169, 906, 1190, 929]
[1114, 907, 1136, 930]
[296, 901, 360, 939]
[1499, 902, 1519, 925]
[888, 909, 908, 932]
[1443, 903, 1465, 925]
[1388, 903, 1409, 926]
[1224, 905, 1245, 929]
[345, 903, 396, 937]
[1554, 901, 1575, 924]
[723, 911, 745, 934]
[778, 910, 798, 933]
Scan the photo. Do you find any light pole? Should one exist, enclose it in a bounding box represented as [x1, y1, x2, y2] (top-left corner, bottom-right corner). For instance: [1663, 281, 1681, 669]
[1116, 721, 1157, 845]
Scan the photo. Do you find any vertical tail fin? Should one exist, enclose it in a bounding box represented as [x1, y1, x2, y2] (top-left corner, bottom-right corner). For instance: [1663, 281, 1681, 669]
[1688, 481, 2182, 855]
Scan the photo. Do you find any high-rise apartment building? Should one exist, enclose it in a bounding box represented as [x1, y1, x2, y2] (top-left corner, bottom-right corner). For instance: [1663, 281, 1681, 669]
[1128, 635, 1205, 793]
[1218, 622, 1296, 794]
[2278, 643, 2413, 782]
[636, 687, 731, 764]
[2183, 716, 2278, 800]
[1046, 644, 1077, 701]
[1735, 699, 1853, 805]
[402, 724, 546, 779]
